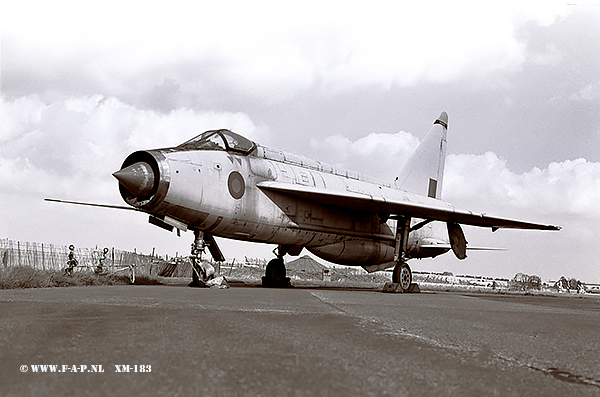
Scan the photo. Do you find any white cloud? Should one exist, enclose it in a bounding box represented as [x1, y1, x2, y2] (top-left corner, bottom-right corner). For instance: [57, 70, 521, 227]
[0, 95, 45, 143]
[309, 131, 420, 180]
[0, 95, 266, 202]
[571, 85, 598, 101]
[2, 1, 570, 101]
[444, 153, 600, 217]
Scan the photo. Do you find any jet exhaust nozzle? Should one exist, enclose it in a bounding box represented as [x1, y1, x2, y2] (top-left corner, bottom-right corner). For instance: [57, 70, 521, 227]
[113, 162, 156, 197]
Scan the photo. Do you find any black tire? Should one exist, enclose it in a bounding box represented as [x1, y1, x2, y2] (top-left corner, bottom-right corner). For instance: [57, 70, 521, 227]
[264, 258, 286, 287]
[189, 262, 206, 287]
[392, 262, 412, 291]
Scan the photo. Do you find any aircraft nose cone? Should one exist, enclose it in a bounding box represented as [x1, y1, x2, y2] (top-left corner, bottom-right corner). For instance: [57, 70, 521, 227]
[113, 162, 156, 197]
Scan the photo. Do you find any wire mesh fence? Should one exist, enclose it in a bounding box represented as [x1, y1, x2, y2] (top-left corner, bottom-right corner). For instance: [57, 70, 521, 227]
[0, 238, 154, 275]
[1, 239, 377, 284]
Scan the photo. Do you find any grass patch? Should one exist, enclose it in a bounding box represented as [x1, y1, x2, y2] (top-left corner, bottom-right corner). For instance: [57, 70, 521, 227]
[0, 267, 163, 289]
[133, 274, 164, 285]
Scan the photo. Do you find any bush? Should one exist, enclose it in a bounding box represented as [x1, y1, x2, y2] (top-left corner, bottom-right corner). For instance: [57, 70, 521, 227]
[133, 274, 163, 285]
[0, 266, 54, 289]
[0, 267, 153, 289]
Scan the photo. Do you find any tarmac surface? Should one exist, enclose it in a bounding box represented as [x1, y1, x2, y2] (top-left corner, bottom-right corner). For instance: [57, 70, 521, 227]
[1, 281, 600, 396]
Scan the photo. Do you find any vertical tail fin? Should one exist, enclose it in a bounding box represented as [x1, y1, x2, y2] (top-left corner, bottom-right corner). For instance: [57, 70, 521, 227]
[396, 112, 448, 199]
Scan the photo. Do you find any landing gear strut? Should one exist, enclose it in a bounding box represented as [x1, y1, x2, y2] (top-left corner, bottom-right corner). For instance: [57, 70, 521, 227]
[262, 246, 291, 288]
[384, 216, 418, 293]
[189, 230, 210, 287]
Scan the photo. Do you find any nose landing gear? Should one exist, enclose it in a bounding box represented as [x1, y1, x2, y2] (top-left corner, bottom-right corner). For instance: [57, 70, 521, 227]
[189, 229, 225, 287]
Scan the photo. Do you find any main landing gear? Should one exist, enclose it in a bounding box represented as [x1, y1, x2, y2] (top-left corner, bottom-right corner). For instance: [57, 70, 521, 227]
[262, 246, 292, 288]
[392, 261, 412, 291]
[384, 216, 419, 293]
[384, 261, 419, 293]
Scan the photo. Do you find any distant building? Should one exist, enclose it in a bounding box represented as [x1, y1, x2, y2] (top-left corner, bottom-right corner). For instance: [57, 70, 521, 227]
[286, 255, 328, 272]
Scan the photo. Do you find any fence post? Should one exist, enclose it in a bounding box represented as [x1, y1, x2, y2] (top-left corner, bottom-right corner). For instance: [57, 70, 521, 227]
[32, 242, 36, 269]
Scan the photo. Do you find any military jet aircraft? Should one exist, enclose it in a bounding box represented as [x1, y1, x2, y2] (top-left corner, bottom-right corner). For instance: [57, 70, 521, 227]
[48, 112, 560, 291]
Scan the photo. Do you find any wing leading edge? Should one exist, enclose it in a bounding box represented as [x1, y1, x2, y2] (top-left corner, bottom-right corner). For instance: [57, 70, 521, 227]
[256, 181, 561, 231]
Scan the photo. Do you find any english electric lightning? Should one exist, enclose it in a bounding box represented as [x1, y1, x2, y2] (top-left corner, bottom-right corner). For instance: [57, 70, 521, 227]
[48, 112, 560, 291]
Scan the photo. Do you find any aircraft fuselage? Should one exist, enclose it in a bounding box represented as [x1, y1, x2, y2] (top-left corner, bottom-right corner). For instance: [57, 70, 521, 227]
[115, 130, 450, 270]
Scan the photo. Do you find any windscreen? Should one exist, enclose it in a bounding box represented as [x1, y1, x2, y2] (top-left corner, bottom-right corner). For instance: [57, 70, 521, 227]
[176, 130, 255, 154]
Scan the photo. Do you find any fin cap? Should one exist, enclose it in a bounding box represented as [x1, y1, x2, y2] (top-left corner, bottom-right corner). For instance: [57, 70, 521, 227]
[434, 111, 448, 129]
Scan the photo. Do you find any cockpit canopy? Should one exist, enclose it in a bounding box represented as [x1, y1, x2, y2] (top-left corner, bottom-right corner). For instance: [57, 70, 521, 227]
[176, 129, 256, 154]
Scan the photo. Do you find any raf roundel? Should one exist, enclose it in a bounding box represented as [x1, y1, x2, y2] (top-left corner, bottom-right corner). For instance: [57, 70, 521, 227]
[228, 171, 245, 199]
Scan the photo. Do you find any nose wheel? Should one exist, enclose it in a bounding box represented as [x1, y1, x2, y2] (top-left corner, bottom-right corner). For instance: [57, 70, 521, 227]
[188, 229, 222, 287]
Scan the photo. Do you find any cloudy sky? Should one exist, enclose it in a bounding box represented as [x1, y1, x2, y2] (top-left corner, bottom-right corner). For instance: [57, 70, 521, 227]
[2, 1, 599, 282]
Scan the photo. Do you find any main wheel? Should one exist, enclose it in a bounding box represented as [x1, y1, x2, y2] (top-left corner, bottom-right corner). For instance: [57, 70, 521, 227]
[392, 262, 412, 291]
[264, 258, 286, 287]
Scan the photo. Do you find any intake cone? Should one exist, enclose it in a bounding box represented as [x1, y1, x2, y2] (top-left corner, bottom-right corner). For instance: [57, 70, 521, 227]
[113, 162, 156, 197]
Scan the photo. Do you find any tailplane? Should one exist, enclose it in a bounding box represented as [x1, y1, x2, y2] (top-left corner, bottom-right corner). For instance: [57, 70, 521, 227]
[396, 112, 448, 199]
